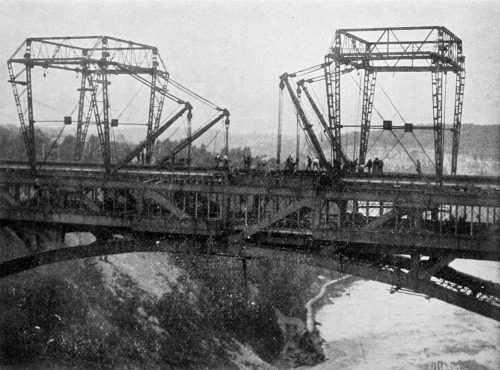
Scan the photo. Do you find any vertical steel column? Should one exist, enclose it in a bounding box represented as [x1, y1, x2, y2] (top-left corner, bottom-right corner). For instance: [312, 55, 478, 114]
[432, 63, 444, 183]
[333, 63, 341, 161]
[245, 195, 248, 225]
[224, 115, 230, 157]
[324, 58, 335, 162]
[324, 32, 342, 163]
[87, 76, 109, 171]
[296, 87, 301, 164]
[195, 193, 198, 219]
[75, 72, 87, 160]
[359, 70, 377, 165]
[145, 48, 158, 164]
[187, 110, 193, 168]
[8, 52, 36, 171]
[25, 41, 36, 170]
[451, 43, 465, 176]
[277, 80, 285, 169]
[101, 38, 111, 170]
[75, 63, 93, 161]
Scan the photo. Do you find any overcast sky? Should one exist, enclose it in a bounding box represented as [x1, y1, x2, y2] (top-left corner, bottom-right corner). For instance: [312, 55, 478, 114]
[1, 0, 499, 137]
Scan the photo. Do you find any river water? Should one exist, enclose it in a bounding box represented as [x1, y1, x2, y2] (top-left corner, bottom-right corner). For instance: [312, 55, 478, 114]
[308, 260, 500, 370]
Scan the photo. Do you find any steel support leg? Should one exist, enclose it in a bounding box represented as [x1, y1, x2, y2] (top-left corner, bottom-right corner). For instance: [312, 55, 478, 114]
[451, 45, 465, 176]
[359, 70, 377, 165]
[8, 57, 36, 171]
[325, 37, 343, 163]
[432, 63, 444, 184]
[75, 70, 94, 161]
[145, 50, 158, 164]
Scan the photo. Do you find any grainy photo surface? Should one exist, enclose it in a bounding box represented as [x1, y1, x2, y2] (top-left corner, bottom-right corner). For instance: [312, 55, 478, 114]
[1, 1, 499, 369]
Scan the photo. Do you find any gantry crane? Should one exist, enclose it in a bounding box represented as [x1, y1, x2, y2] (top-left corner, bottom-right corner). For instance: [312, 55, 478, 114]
[280, 26, 465, 183]
[7, 36, 229, 174]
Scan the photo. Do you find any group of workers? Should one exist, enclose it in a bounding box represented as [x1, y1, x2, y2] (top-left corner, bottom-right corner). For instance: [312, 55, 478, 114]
[364, 158, 384, 174]
[214, 153, 230, 170]
[214, 152, 424, 176]
[215, 153, 268, 171]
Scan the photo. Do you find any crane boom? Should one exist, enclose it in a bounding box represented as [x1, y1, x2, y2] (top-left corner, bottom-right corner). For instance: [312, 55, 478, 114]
[112, 103, 192, 174]
[159, 109, 230, 165]
[280, 73, 330, 170]
[298, 80, 347, 164]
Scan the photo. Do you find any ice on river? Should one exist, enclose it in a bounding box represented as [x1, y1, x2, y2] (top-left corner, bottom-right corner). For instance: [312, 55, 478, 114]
[310, 260, 500, 370]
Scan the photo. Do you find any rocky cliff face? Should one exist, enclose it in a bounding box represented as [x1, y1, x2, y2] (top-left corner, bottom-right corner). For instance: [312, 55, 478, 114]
[0, 231, 345, 369]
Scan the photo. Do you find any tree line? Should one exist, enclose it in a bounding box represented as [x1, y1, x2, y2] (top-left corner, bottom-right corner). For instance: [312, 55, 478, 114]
[0, 124, 254, 169]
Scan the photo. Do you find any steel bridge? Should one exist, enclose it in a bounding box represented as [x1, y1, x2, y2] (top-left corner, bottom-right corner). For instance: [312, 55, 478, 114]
[1, 162, 499, 320]
[2, 30, 500, 323]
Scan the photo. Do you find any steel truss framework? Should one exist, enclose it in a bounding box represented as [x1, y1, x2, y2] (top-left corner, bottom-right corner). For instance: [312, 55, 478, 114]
[7, 36, 228, 173]
[280, 27, 465, 182]
[324, 27, 465, 181]
[0, 167, 499, 319]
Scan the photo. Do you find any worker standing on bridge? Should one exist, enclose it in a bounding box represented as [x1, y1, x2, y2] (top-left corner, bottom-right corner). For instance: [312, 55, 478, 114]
[261, 155, 267, 171]
[244, 155, 252, 171]
[285, 155, 293, 172]
[416, 159, 422, 175]
[313, 157, 319, 171]
[379, 159, 384, 173]
[223, 154, 229, 170]
[306, 156, 312, 171]
[353, 159, 359, 173]
[215, 154, 221, 169]
[366, 158, 373, 173]
[373, 158, 380, 173]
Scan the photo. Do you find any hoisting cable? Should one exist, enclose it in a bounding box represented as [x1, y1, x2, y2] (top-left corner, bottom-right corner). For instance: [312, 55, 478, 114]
[310, 83, 329, 120]
[285, 91, 319, 160]
[300, 136, 309, 158]
[376, 81, 406, 124]
[291, 62, 329, 77]
[411, 132, 435, 167]
[70, 100, 80, 116]
[381, 134, 401, 162]
[112, 128, 118, 162]
[113, 64, 183, 104]
[348, 74, 384, 120]
[33, 98, 67, 115]
[38, 124, 66, 169]
[389, 131, 419, 167]
[117, 84, 144, 120]
[366, 130, 384, 157]
[377, 79, 434, 165]
[205, 124, 224, 154]
[154, 104, 186, 131]
[380, 81, 435, 165]
[167, 116, 187, 141]
[168, 78, 222, 111]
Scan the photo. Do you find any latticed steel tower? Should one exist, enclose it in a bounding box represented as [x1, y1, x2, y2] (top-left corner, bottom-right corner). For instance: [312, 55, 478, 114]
[7, 36, 228, 173]
[324, 26, 465, 181]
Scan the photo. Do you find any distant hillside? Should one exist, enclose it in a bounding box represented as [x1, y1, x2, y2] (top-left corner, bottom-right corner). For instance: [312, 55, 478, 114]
[223, 124, 500, 161]
[2, 123, 498, 163]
